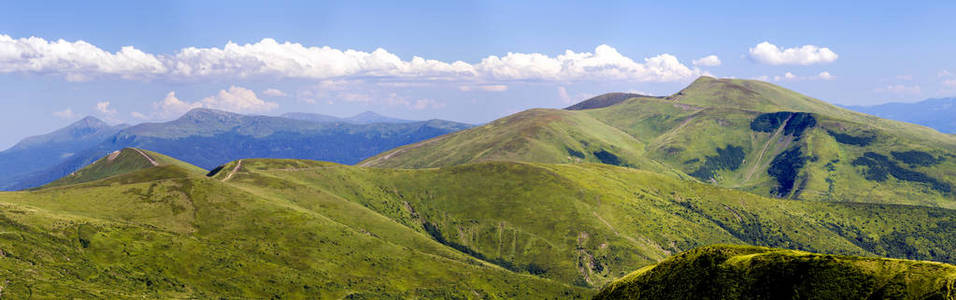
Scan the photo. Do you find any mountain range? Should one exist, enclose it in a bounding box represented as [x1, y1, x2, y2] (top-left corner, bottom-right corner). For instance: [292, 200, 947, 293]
[0, 77, 953, 298]
[843, 97, 956, 134]
[0, 110, 471, 191]
[365, 76, 956, 209]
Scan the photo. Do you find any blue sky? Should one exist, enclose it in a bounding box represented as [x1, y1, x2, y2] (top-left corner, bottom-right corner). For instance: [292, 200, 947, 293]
[1, 0, 955, 149]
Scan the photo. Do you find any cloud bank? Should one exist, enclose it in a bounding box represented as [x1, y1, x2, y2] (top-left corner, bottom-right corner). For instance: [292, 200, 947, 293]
[749, 41, 838, 65]
[0, 35, 705, 83]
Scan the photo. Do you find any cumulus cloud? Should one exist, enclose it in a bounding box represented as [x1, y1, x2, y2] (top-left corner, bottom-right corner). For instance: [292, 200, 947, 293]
[95, 101, 117, 115]
[151, 86, 277, 119]
[692, 55, 721, 67]
[772, 71, 834, 81]
[475, 45, 701, 81]
[0, 35, 702, 82]
[458, 85, 508, 92]
[748, 41, 838, 65]
[874, 84, 921, 95]
[0, 35, 166, 81]
[52, 108, 76, 119]
[262, 88, 286, 97]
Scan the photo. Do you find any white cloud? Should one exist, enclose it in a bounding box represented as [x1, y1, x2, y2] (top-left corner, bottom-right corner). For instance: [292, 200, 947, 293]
[748, 41, 838, 65]
[772, 71, 834, 81]
[692, 55, 721, 67]
[896, 74, 913, 81]
[0, 35, 702, 83]
[874, 84, 921, 95]
[95, 101, 117, 115]
[200, 86, 278, 113]
[816, 71, 834, 80]
[150, 86, 278, 119]
[154, 91, 203, 118]
[939, 70, 953, 78]
[0, 34, 166, 80]
[262, 88, 286, 97]
[943, 79, 956, 87]
[381, 93, 444, 110]
[130, 111, 148, 119]
[52, 108, 76, 119]
[475, 45, 702, 81]
[458, 85, 508, 92]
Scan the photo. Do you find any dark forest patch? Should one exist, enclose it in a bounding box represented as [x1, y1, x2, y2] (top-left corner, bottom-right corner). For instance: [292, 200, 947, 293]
[768, 147, 808, 197]
[826, 130, 875, 146]
[689, 145, 746, 180]
[890, 150, 942, 167]
[593, 150, 622, 166]
[566, 148, 585, 159]
[751, 112, 817, 138]
[852, 152, 950, 193]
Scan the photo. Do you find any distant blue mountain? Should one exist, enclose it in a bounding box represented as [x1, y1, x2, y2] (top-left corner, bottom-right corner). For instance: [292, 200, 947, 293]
[0, 117, 127, 190]
[843, 98, 955, 134]
[281, 111, 416, 124]
[0, 109, 471, 190]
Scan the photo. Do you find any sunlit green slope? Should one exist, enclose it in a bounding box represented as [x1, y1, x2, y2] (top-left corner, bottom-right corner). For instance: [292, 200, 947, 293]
[0, 150, 587, 298]
[363, 77, 956, 208]
[594, 244, 956, 300]
[223, 158, 956, 289]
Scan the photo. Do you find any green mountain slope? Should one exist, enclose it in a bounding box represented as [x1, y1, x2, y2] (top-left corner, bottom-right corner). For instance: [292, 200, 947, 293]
[594, 244, 956, 300]
[0, 152, 587, 298]
[362, 77, 956, 208]
[224, 158, 956, 288]
[44, 148, 206, 188]
[360, 109, 684, 177]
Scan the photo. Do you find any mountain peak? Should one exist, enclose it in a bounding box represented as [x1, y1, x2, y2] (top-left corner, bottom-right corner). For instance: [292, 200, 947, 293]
[71, 116, 109, 129]
[343, 111, 413, 124]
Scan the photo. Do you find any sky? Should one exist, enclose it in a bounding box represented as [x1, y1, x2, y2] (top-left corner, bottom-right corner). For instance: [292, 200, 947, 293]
[1, 0, 955, 149]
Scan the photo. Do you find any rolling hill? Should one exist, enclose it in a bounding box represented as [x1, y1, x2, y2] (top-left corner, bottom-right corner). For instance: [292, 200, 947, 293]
[1, 109, 471, 191]
[594, 244, 956, 299]
[363, 77, 956, 209]
[1, 148, 953, 297]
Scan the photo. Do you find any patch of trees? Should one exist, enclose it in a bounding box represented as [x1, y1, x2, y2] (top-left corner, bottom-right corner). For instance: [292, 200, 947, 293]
[890, 150, 942, 167]
[566, 148, 585, 159]
[593, 150, 622, 166]
[768, 147, 808, 197]
[750, 112, 817, 138]
[851, 152, 951, 193]
[689, 145, 746, 180]
[826, 130, 875, 146]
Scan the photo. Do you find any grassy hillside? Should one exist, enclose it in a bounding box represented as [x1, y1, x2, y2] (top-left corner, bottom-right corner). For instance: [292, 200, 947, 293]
[44, 148, 206, 188]
[594, 244, 956, 299]
[225, 158, 956, 288]
[361, 109, 684, 178]
[362, 76, 956, 208]
[0, 152, 587, 298]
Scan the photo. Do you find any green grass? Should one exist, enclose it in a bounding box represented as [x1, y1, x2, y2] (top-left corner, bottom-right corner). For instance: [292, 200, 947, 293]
[361, 76, 956, 209]
[594, 244, 956, 300]
[1, 149, 954, 297]
[227, 158, 956, 289]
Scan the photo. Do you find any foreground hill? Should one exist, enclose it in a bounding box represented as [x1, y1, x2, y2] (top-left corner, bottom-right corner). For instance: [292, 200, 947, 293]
[1, 149, 953, 296]
[2, 109, 471, 190]
[221, 158, 955, 288]
[844, 97, 956, 134]
[364, 77, 956, 208]
[594, 244, 956, 299]
[0, 150, 585, 298]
